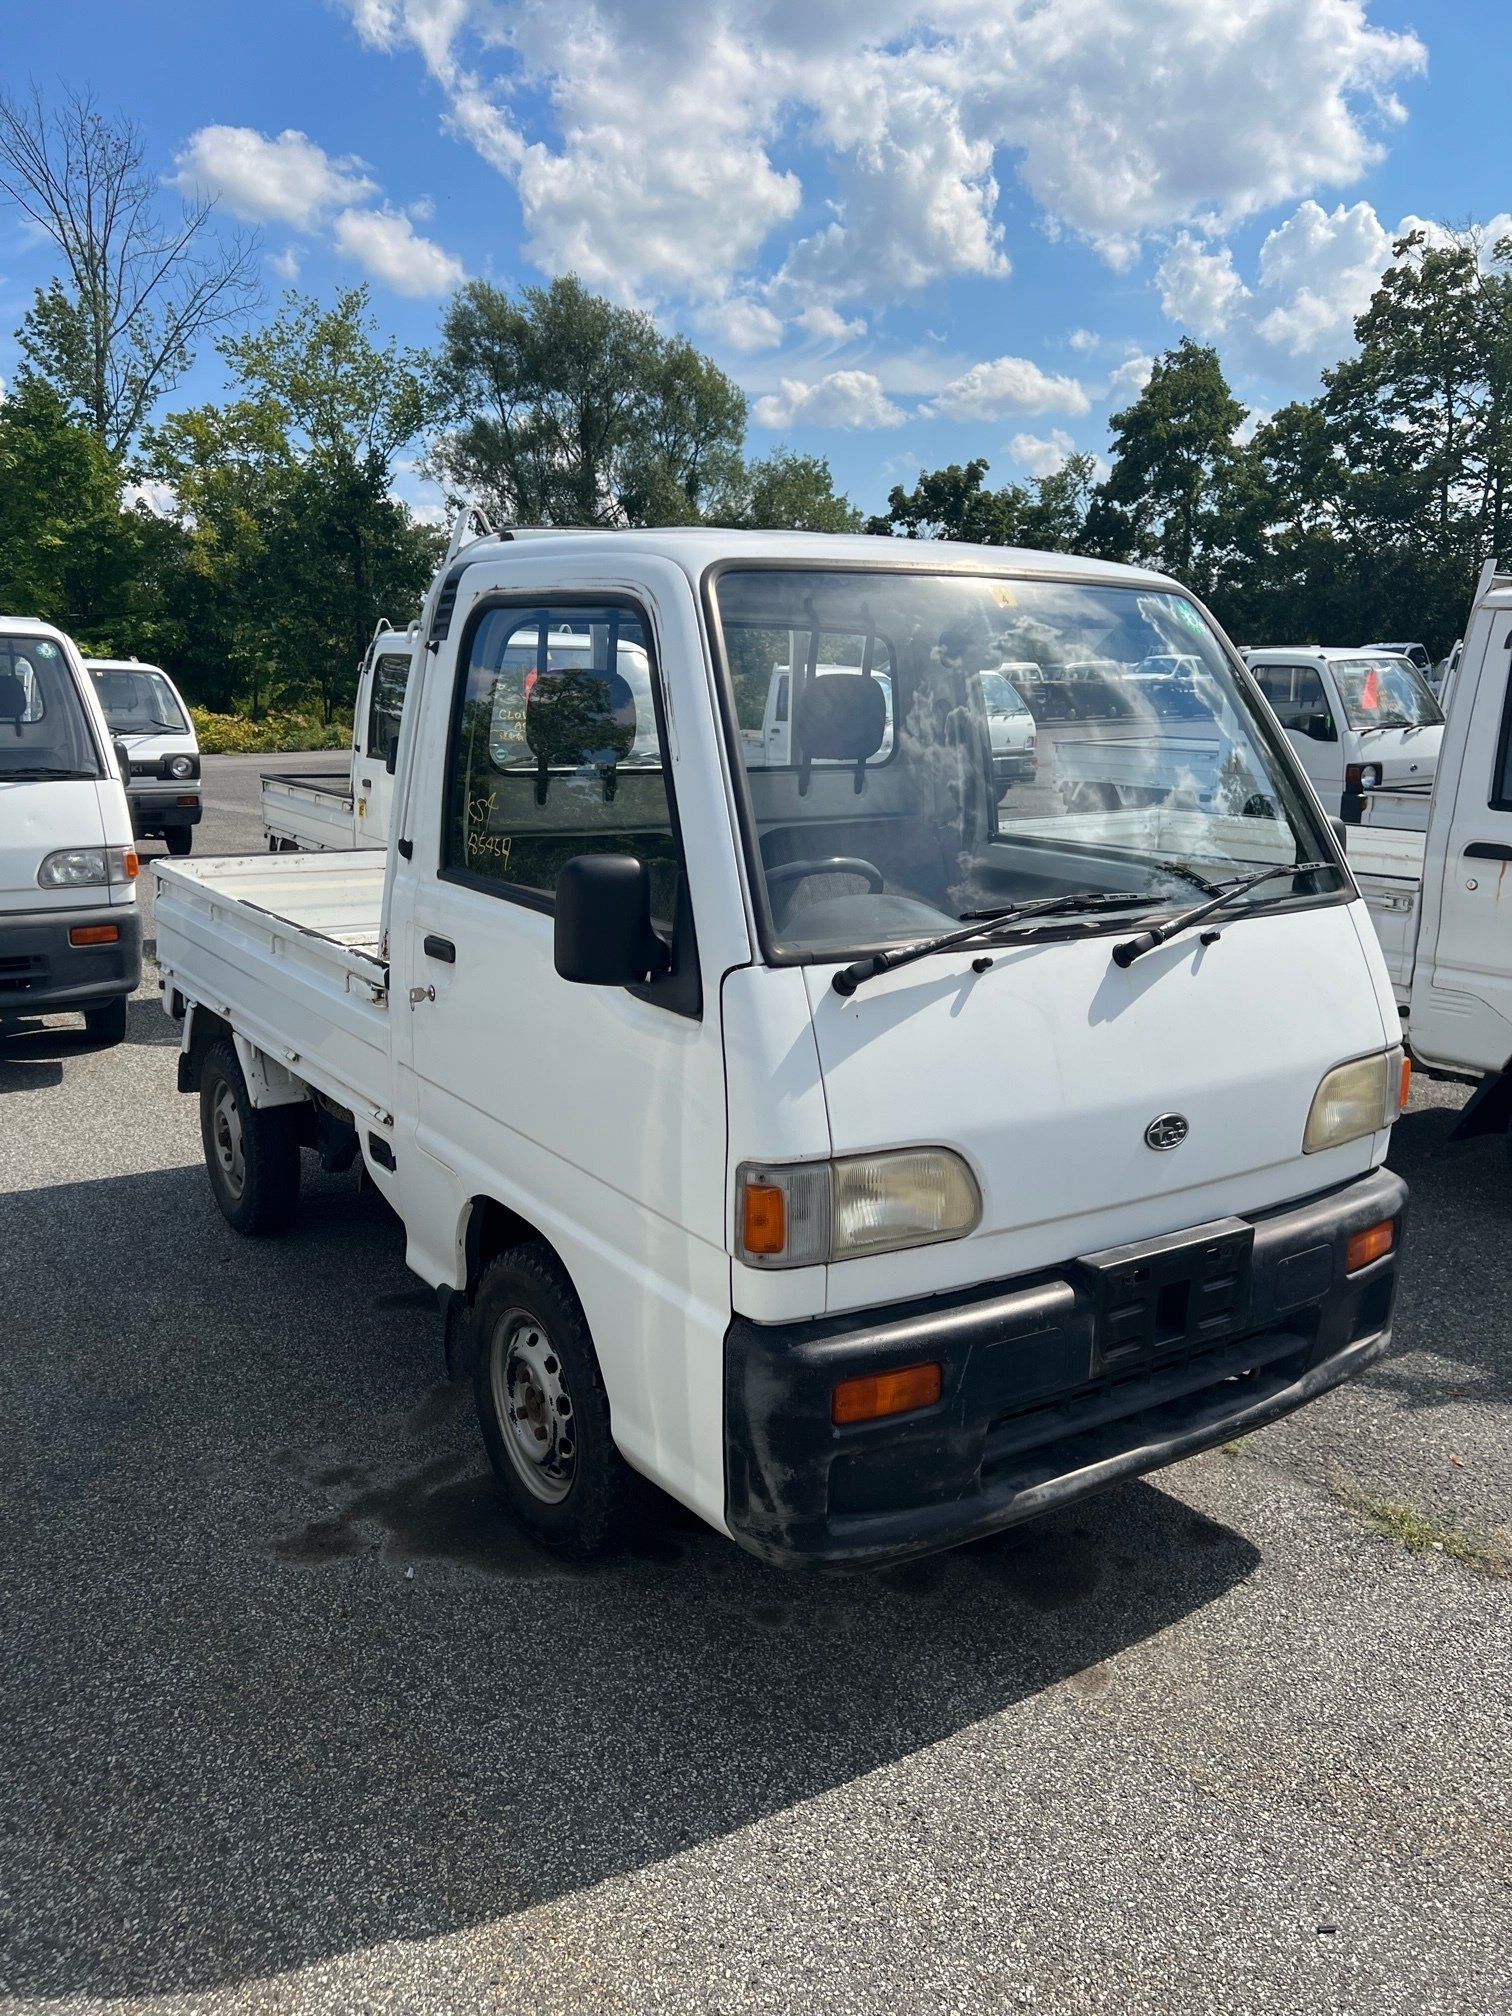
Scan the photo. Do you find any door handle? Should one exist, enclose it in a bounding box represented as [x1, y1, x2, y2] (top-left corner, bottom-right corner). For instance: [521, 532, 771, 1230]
[423, 933, 457, 963]
[1463, 842, 1512, 862]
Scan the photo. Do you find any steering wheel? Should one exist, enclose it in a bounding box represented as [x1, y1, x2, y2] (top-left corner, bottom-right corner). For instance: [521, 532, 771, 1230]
[765, 856, 885, 893]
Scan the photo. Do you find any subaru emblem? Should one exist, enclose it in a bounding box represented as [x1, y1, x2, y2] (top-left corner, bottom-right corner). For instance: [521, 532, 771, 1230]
[1145, 1113, 1189, 1151]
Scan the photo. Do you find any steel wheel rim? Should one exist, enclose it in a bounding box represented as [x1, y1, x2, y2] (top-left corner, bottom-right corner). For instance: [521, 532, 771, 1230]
[489, 1306, 575, 1504]
[211, 1080, 246, 1200]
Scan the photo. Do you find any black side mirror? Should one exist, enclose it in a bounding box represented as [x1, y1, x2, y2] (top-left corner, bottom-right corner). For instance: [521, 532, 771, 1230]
[554, 855, 670, 987]
[113, 738, 131, 784]
[1305, 712, 1336, 742]
[384, 738, 399, 775]
[1330, 816, 1349, 855]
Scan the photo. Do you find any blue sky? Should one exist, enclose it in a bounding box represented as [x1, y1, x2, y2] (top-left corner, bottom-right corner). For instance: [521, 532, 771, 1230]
[2, 0, 1507, 517]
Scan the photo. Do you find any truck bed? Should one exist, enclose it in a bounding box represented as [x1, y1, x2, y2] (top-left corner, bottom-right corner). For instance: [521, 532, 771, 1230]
[153, 850, 392, 1122]
[262, 768, 356, 851]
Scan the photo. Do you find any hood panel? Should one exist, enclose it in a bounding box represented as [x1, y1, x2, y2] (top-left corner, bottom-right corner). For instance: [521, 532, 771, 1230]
[805, 900, 1391, 1314]
[0, 779, 111, 912]
[1359, 723, 1441, 786]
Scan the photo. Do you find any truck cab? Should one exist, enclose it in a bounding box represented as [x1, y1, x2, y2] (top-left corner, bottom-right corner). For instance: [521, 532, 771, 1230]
[1245, 646, 1443, 825]
[1, 619, 141, 1045]
[262, 621, 418, 852]
[156, 531, 1408, 1568]
[86, 658, 201, 855]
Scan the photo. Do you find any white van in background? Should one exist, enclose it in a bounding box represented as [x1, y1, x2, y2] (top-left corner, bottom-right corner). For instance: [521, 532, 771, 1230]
[86, 658, 202, 855]
[1, 619, 141, 1046]
[1244, 646, 1443, 825]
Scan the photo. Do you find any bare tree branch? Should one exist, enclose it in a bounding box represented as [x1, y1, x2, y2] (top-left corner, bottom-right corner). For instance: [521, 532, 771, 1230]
[0, 81, 262, 454]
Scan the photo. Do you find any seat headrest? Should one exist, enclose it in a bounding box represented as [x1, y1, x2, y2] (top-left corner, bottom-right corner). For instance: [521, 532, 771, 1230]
[0, 672, 28, 721]
[797, 674, 887, 764]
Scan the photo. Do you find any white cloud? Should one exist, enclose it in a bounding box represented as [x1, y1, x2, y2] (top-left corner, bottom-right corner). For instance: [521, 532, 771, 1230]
[1008, 429, 1077, 478]
[1107, 353, 1155, 398]
[171, 127, 377, 229]
[1252, 199, 1391, 353]
[795, 304, 867, 345]
[123, 478, 177, 518]
[927, 355, 1089, 421]
[333, 0, 1424, 310]
[268, 246, 302, 282]
[697, 296, 785, 354]
[1067, 328, 1099, 353]
[1156, 233, 1248, 336]
[332, 207, 466, 296]
[1235, 406, 1271, 446]
[753, 371, 906, 430]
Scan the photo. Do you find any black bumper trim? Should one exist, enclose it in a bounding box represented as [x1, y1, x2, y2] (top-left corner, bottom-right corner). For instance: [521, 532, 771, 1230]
[724, 1166, 1407, 1568]
[0, 906, 142, 1013]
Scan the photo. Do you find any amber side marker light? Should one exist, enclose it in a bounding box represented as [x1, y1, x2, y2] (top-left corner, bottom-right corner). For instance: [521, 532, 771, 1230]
[1346, 1220, 1395, 1274]
[124, 849, 140, 880]
[1399, 1055, 1412, 1112]
[832, 1361, 942, 1426]
[741, 1182, 787, 1257]
[69, 923, 120, 946]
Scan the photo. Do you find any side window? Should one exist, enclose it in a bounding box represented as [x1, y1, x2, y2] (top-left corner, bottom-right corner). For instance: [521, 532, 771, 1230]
[366, 651, 411, 762]
[1493, 624, 1512, 810]
[1252, 667, 1292, 711]
[443, 601, 684, 922]
[1291, 670, 1332, 731]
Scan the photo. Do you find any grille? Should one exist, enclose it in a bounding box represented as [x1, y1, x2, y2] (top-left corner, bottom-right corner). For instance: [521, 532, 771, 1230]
[0, 953, 46, 993]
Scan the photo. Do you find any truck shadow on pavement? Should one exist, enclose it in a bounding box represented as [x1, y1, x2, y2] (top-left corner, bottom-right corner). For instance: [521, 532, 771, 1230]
[3, 1162, 1262, 2001]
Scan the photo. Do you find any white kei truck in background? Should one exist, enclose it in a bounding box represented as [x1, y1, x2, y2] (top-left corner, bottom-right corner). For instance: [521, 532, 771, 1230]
[263, 621, 418, 852]
[1, 618, 141, 1045]
[86, 657, 202, 854]
[1350, 561, 1512, 1146]
[154, 529, 1409, 1568]
[1243, 646, 1443, 828]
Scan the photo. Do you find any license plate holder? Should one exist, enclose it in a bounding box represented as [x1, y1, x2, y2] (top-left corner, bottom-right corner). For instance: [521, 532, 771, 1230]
[1076, 1217, 1254, 1374]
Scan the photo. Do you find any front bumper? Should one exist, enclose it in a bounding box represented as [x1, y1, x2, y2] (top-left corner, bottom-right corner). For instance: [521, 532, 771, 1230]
[129, 787, 202, 831]
[0, 905, 142, 1015]
[992, 751, 1036, 784]
[725, 1166, 1407, 1568]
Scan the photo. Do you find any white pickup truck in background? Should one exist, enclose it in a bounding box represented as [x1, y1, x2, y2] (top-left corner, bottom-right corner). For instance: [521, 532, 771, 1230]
[1350, 560, 1512, 1143]
[263, 620, 417, 853]
[155, 525, 1408, 1569]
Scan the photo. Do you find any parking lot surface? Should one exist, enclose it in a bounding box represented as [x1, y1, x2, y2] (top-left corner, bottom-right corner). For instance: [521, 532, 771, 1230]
[2, 755, 1508, 2016]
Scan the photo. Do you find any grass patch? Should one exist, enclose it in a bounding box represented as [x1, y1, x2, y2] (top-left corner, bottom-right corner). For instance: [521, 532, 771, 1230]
[1329, 1470, 1511, 1579]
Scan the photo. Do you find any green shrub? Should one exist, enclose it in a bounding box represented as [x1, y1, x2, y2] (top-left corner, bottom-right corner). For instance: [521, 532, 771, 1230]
[191, 709, 352, 755]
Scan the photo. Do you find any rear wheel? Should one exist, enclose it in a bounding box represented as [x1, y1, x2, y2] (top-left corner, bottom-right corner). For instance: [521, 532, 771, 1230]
[166, 826, 193, 856]
[198, 1038, 301, 1234]
[472, 1241, 639, 1559]
[83, 996, 128, 1046]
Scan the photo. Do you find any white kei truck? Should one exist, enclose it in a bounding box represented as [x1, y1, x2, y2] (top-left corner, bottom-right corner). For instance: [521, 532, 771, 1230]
[154, 530, 1409, 1568]
[1, 618, 141, 1044]
[1350, 561, 1512, 1144]
[262, 621, 419, 852]
[86, 657, 203, 854]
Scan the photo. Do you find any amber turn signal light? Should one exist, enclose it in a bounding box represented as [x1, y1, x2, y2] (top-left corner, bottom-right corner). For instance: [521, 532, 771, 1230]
[832, 1361, 942, 1426]
[741, 1182, 787, 1256]
[69, 923, 120, 946]
[1399, 1055, 1412, 1112]
[1345, 1219, 1395, 1274]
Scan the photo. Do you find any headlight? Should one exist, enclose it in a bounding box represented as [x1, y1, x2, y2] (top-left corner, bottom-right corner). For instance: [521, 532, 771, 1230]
[167, 754, 195, 780]
[1360, 763, 1381, 789]
[36, 845, 139, 889]
[1303, 1047, 1406, 1152]
[736, 1149, 982, 1267]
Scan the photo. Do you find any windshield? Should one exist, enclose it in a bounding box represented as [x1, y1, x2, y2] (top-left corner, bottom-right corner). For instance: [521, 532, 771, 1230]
[1333, 657, 1443, 731]
[89, 664, 190, 735]
[978, 670, 1029, 714]
[0, 634, 104, 780]
[711, 568, 1339, 962]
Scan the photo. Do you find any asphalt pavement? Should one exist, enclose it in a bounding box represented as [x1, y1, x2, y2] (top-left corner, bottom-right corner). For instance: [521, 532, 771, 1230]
[1, 755, 1508, 2016]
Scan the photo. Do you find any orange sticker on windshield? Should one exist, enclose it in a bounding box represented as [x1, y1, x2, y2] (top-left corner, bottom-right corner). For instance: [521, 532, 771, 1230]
[990, 585, 1017, 607]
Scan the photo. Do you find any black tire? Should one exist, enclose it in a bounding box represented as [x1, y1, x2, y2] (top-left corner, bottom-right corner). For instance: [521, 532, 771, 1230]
[83, 995, 128, 1046]
[472, 1241, 639, 1560]
[198, 1038, 301, 1234]
[166, 826, 193, 856]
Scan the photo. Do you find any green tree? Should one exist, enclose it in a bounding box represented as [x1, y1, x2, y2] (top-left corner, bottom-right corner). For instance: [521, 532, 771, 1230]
[712, 449, 862, 532]
[431, 275, 747, 525]
[1095, 340, 1248, 599]
[864, 458, 1029, 543]
[0, 84, 259, 453]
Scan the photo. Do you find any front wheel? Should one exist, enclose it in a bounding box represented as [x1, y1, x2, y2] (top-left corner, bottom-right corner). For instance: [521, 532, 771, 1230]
[166, 826, 193, 856]
[198, 1038, 301, 1234]
[472, 1242, 640, 1559]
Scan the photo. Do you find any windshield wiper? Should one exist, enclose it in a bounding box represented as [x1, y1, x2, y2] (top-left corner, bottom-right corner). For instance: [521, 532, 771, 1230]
[0, 765, 98, 780]
[832, 892, 1151, 997]
[1111, 861, 1335, 969]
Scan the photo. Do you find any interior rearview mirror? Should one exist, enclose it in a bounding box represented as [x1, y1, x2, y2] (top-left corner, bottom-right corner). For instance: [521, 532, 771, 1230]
[554, 855, 670, 988]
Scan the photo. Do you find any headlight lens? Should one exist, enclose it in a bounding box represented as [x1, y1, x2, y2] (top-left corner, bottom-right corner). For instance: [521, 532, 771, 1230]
[736, 1149, 981, 1267]
[167, 754, 195, 779]
[1360, 763, 1381, 789]
[36, 845, 138, 889]
[1303, 1047, 1406, 1152]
